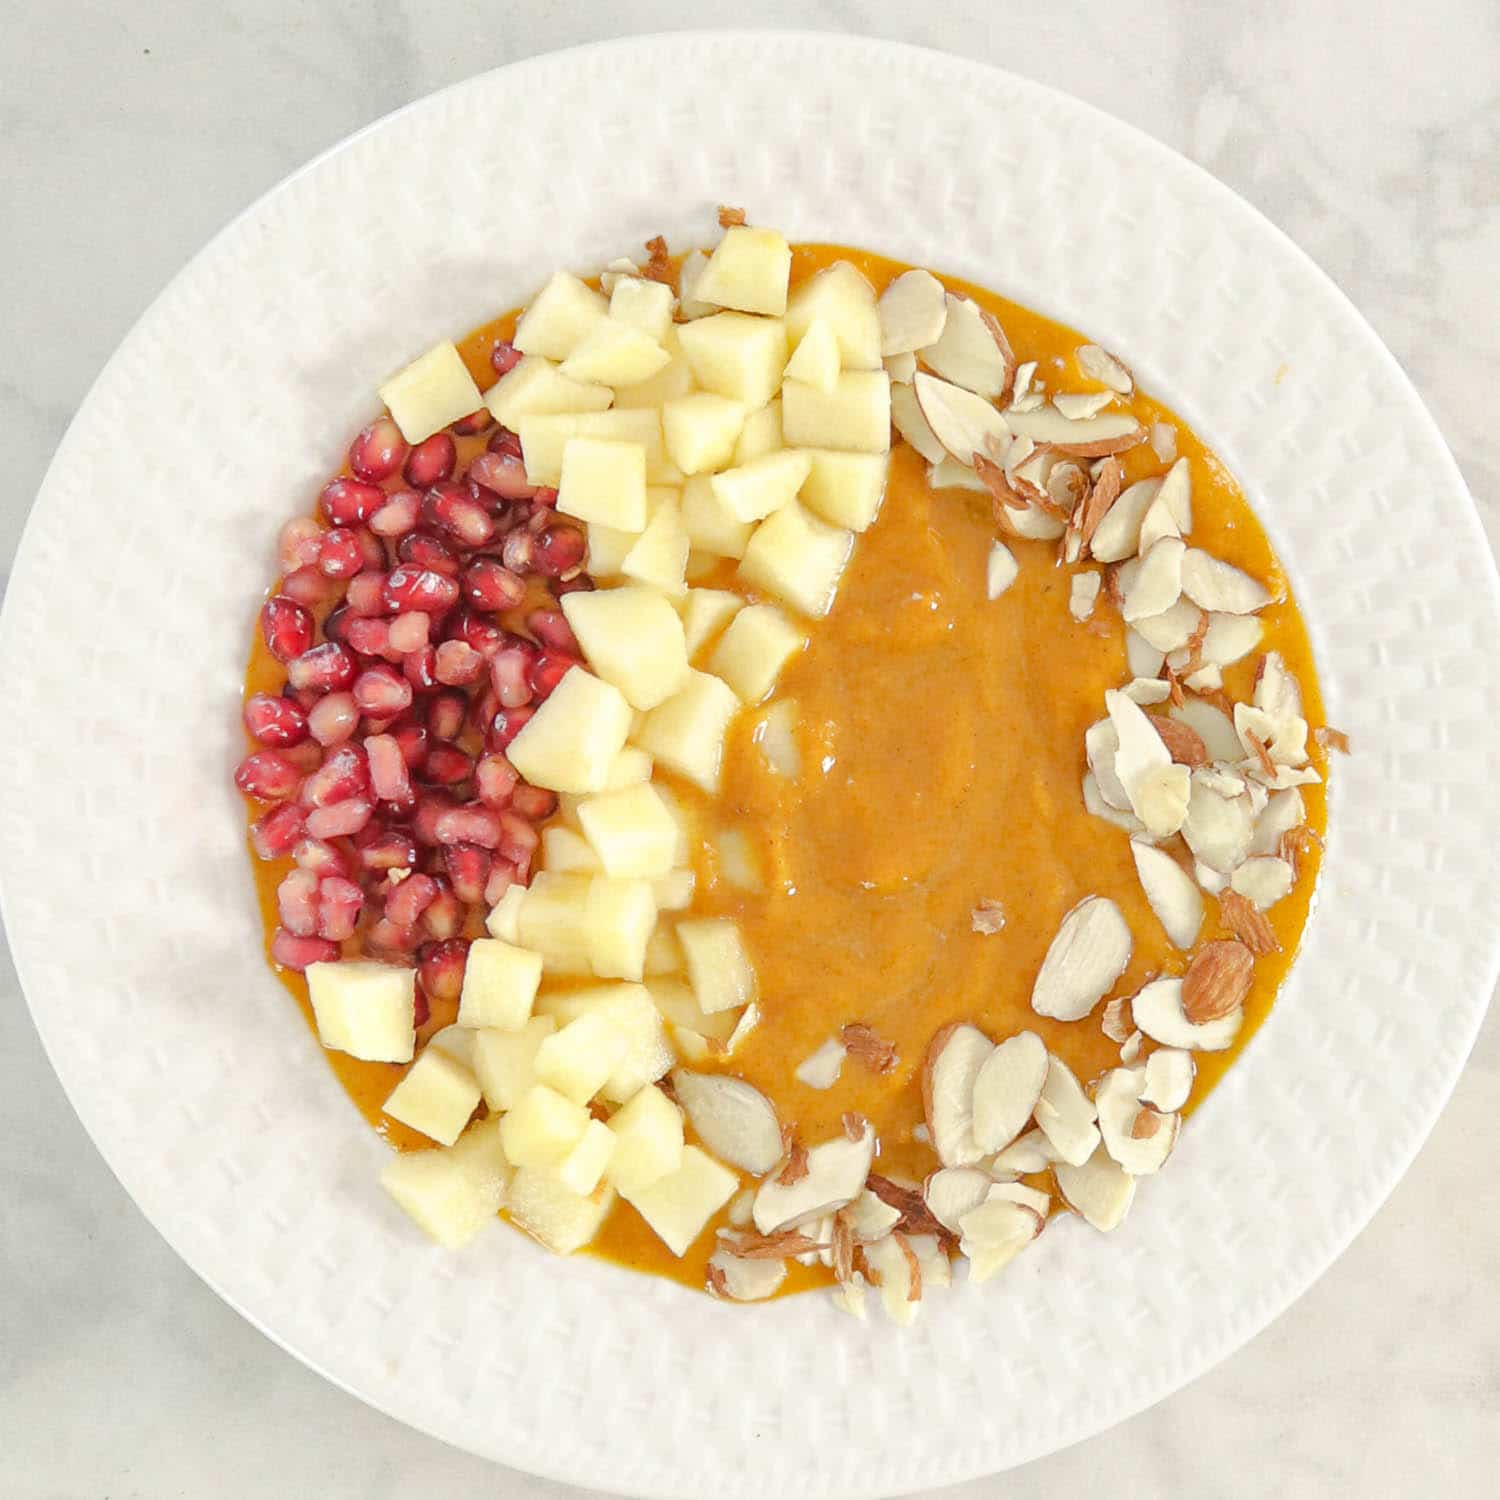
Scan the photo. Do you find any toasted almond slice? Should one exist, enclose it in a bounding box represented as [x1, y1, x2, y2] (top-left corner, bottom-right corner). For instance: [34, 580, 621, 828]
[971, 898, 1006, 934]
[1085, 718, 1131, 811]
[970, 1030, 1048, 1153]
[912, 372, 1010, 468]
[1120, 537, 1186, 622]
[1137, 490, 1181, 555]
[1106, 687, 1170, 793]
[862, 1232, 923, 1323]
[1130, 840, 1205, 949]
[1150, 713, 1208, 767]
[987, 540, 1019, 600]
[921, 1022, 994, 1166]
[890, 378, 947, 463]
[921, 294, 1015, 399]
[1125, 627, 1166, 680]
[1131, 597, 1204, 654]
[1101, 996, 1133, 1044]
[1033, 1053, 1101, 1166]
[1076, 343, 1134, 394]
[1119, 1029, 1144, 1064]
[1181, 769, 1255, 875]
[1122, 677, 1172, 707]
[1082, 771, 1147, 835]
[905, 1232, 952, 1291]
[844, 1186, 902, 1243]
[1004, 405, 1145, 457]
[793, 1038, 846, 1091]
[1089, 477, 1161, 563]
[671, 1069, 783, 1174]
[923, 1165, 995, 1233]
[1055, 1144, 1135, 1231]
[1095, 1066, 1179, 1175]
[1249, 787, 1307, 857]
[985, 1179, 1051, 1217]
[751, 1122, 876, 1233]
[866, 1172, 948, 1239]
[1070, 571, 1102, 621]
[884, 350, 917, 383]
[1141, 1047, 1195, 1111]
[1054, 391, 1116, 420]
[1169, 697, 1243, 765]
[1150, 421, 1178, 462]
[1231, 855, 1295, 910]
[990, 1126, 1056, 1174]
[1192, 612, 1262, 670]
[1180, 549, 1272, 614]
[706, 1248, 787, 1301]
[877, 268, 948, 355]
[956, 1197, 1044, 1282]
[1030, 896, 1132, 1022]
[1155, 456, 1192, 531]
[1255, 651, 1305, 721]
[1131, 976, 1242, 1051]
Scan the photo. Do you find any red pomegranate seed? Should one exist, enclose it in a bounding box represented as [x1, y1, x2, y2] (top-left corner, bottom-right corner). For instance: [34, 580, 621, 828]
[388, 611, 430, 654]
[354, 527, 385, 571]
[451, 609, 507, 659]
[425, 745, 474, 785]
[452, 407, 493, 436]
[418, 939, 470, 1002]
[277, 868, 321, 936]
[260, 596, 314, 663]
[488, 426, 523, 457]
[403, 433, 456, 488]
[305, 796, 374, 840]
[489, 640, 536, 708]
[484, 860, 520, 906]
[300, 744, 369, 807]
[528, 651, 579, 701]
[320, 476, 385, 527]
[425, 690, 467, 742]
[317, 876, 364, 941]
[384, 565, 460, 613]
[324, 606, 353, 645]
[316, 528, 362, 580]
[533, 486, 559, 509]
[413, 790, 460, 845]
[423, 482, 495, 547]
[292, 837, 350, 878]
[467, 450, 537, 501]
[243, 692, 308, 747]
[401, 648, 438, 692]
[443, 842, 492, 903]
[279, 517, 325, 572]
[249, 802, 306, 859]
[344, 616, 392, 659]
[288, 641, 355, 693]
[234, 750, 301, 801]
[365, 733, 412, 803]
[345, 570, 391, 618]
[356, 826, 417, 872]
[528, 609, 581, 655]
[271, 928, 339, 971]
[474, 754, 519, 809]
[487, 705, 534, 752]
[460, 557, 526, 611]
[490, 340, 523, 377]
[510, 785, 557, 822]
[384, 871, 438, 928]
[434, 803, 502, 849]
[420, 881, 464, 939]
[353, 664, 414, 716]
[499, 806, 542, 859]
[367, 917, 420, 955]
[433, 639, 484, 686]
[500, 528, 536, 574]
[389, 723, 428, 772]
[533, 524, 586, 578]
[281, 739, 324, 772]
[397, 530, 461, 578]
[369, 487, 422, 539]
[349, 416, 408, 482]
[307, 691, 360, 747]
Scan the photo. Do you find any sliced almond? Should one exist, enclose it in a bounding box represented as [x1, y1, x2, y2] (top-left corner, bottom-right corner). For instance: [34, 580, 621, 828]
[1255, 651, 1305, 721]
[1082, 770, 1147, 835]
[1130, 840, 1205, 950]
[793, 1038, 846, 1091]
[1106, 687, 1170, 795]
[983, 1181, 1050, 1218]
[1126, 627, 1166, 679]
[1095, 1067, 1178, 1175]
[1141, 1047, 1195, 1112]
[1131, 762, 1192, 838]
[905, 1232, 952, 1291]
[920, 294, 1015, 400]
[1150, 713, 1208, 768]
[840, 1023, 898, 1075]
[1231, 855, 1295, 910]
[1089, 477, 1161, 563]
[844, 1187, 902, 1243]
[1137, 490, 1182, 555]
[990, 1126, 1056, 1174]
[1030, 896, 1133, 1022]
[912, 372, 1010, 468]
[706, 1248, 787, 1302]
[923, 1165, 994, 1234]
[926, 454, 990, 493]
[986, 539, 1019, 599]
[1181, 769, 1255, 875]
[1155, 456, 1192, 531]
[877, 269, 948, 356]
[1055, 1144, 1135, 1232]
[1130, 975, 1241, 1051]
[1170, 697, 1243, 765]
[1180, 549, 1272, 614]
[1194, 612, 1262, 670]
[1149, 422, 1178, 462]
[865, 1173, 948, 1240]
[861, 1232, 922, 1323]
[1184, 941, 1256, 1022]
[672, 1069, 783, 1174]
[1249, 787, 1307, 857]
[921, 1022, 994, 1166]
[1085, 718, 1132, 811]
[1004, 405, 1145, 457]
[884, 350, 917, 383]
[890, 378, 947, 463]
[971, 898, 1006, 934]
[1070, 571, 1102, 621]
[1119, 1028, 1144, 1065]
[970, 1030, 1048, 1153]
[1101, 996, 1133, 1044]
[1131, 596, 1204, 654]
[1120, 537, 1185, 622]
[1053, 391, 1116, 420]
[1066, 455, 1123, 562]
[956, 1197, 1044, 1282]
[751, 1122, 876, 1233]
[1220, 889, 1281, 954]
[1076, 342, 1134, 394]
[1033, 1052, 1101, 1166]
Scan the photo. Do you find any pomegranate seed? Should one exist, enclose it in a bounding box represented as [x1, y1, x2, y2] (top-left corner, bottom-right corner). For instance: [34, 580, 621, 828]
[389, 723, 428, 771]
[413, 988, 431, 1028]
[528, 651, 579, 701]
[345, 570, 391, 617]
[300, 744, 369, 808]
[419, 939, 470, 1002]
[388, 611, 430, 654]
[243, 692, 307, 747]
[307, 691, 360, 747]
[286, 566, 344, 608]
[249, 802, 306, 859]
[322, 605, 351, 645]
[277, 868, 321, 936]
[474, 755, 519, 809]
[554, 572, 595, 597]
[260, 596, 314, 663]
[433, 639, 484, 686]
[425, 745, 474, 785]
[499, 806, 542, 860]
[451, 609, 507, 658]
[413, 791, 460, 845]
[281, 738, 324, 771]
[305, 796, 374, 840]
[344, 616, 392, 658]
[485, 860, 520, 906]
[287, 641, 355, 694]
[320, 476, 385, 527]
[384, 565, 460, 613]
[528, 608, 581, 655]
[534, 524, 586, 578]
[451, 407, 493, 436]
[469, 686, 499, 734]
[487, 705, 534, 752]
[367, 917, 420, 955]
[500, 528, 535, 573]
[292, 837, 350, 877]
[402, 648, 439, 692]
[443, 842, 491, 903]
[356, 826, 417, 872]
[427, 690, 468, 742]
[467, 450, 537, 501]
[353, 664, 414, 716]
[420, 881, 464, 939]
[317, 528, 363, 579]
[369, 487, 422, 538]
[488, 426, 523, 457]
[354, 528, 385, 571]
[403, 433, 456, 488]
[434, 803, 503, 849]
[384, 872, 438, 928]
[510, 785, 557, 822]
[490, 340, 523, 377]
[397, 530, 461, 578]
[460, 557, 526, 611]
[365, 733, 412, 803]
[317, 876, 364, 941]
[532, 485, 559, 509]
[234, 750, 301, 801]
[422, 482, 495, 548]
[489, 639, 536, 708]
[271, 928, 338, 971]
[278, 517, 325, 572]
[349, 416, 408, 482]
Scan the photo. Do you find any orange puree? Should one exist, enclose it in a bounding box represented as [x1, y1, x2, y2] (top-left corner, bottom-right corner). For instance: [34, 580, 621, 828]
[244, 243, 1327, 1297]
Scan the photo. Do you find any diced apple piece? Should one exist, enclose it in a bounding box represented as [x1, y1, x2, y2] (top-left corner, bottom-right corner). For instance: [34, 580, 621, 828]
[651, 782, 696, 865]
[534, 1009, 629, 1104]
[471, 1016, 555, 1111]
[578, 783, 679, 879]
[710, 448, 813, 523]
[555, 1117, 616, 1196]
[677, 917, 757, 1014]
[506, 667, 632, 794]
[518, 409, 669, 486]
[456, 937, 543, 1031]
[536, 982, 673, 1103]
[380, 1115, 511, 1248]
[584, 521, 638, 578]
[680, 588, 743, 658]
[541, 824, 601, 873]
[556, 438, 648, 530]
[652, 869, 696, 913]
[738, 502, 853, 619]
[516, 871, 595, 974]
[378, 341, 484, 445]
[513, 270, 607, 361]
[604, 745, 653, 788]
[484, 355, 612, 429]
[782, 315, 840, 393]
[306, 960, 415, 1064]
[681, 475, 754, 560]
[753, 697, 801, 778]
[498, 1083, 591, 1166]
[560, 585, 688, 711]
[585, 875, 658, 981]
[485, 882, 526, 943]
[508, 1168, 614, 1255]
[607, 276, 675, 343]
[781, 371, 891, 454]
[708, 603, 806, 704]
[647, 977, 738, 1040]
[692, 226, 792, 316]
[621, 1144, 738, 1256]
[715, 827, 760, 890]
[661, 393, 747, 475]
[785, 261, 882, 370]
[612, 340, 698, 409]
[684, 550, 718, 581]
[677, 250, 713, 317]
[677, 313, 788, 408]
[734, 399, 784, 464]
[620, 496, 690, 595]
[558, 317, 670, 388]
[634, 669, 740, 793]
[644, 918, 686, 973]
[382, 1047, 481, 1145]
[799, 449, 888, 532]
[606, 1083, 684, 1195]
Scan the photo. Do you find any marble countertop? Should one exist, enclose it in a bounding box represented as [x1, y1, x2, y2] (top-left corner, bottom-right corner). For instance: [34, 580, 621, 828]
[4, 3, 1497, 1496]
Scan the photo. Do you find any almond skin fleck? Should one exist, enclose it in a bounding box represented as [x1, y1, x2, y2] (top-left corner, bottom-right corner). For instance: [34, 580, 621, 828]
[841, 1024, 898, 1074]
[1182, 939, 1255, 1022]
[716, 205, 746, 228]
[1150, 714, 1209, 768]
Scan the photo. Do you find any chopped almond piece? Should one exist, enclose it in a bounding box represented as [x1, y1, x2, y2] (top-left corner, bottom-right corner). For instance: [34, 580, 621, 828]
[642, 235, 673, 285]
[971, 898, 1006, 934]
[717, 205, 747, 227]
[1151, 715, 1209, 768]
[1315, 725, 1351, 754]
[1182, 940, 1254, 1023]
[840, 1023, 898, 1074]
[1221, 890, 1281, 954]
[723, 1227, 823, 1258]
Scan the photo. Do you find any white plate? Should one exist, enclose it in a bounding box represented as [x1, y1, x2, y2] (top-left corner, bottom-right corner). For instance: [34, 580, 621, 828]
[3, 31, 1497, 1498]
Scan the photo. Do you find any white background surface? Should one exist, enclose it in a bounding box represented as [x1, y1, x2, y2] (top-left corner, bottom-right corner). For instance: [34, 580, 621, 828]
[2, 4, 1496, 1498]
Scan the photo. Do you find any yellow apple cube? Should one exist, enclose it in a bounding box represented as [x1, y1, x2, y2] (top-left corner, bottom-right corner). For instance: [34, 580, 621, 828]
[680, 588, 743, 659]
[584, 520, 639, 578]
[556, 438, 648, 530]
[661, 393, 747, 476]
[692, 225, 792, 316]
[534, 1010, 629, 1104]
[644, 921, 685, 975]
[782, 315, 840, 393]
[677, 250, 713, 317]
[710, 448, 813, 523]
[648, 977, 740, 1045]
[518, 409, 670, 486]
[709, 604, 807, 703]
[516, 871, 595, 974]
[506, 667, 632, 794]
[456, 937, 543, 1031]
[785, 261, 882, 370]
[541, 824, 601, 874]
[380, 1115, 511, 1248]
[677, 313, 789, 408]
[733, 399, 784, 464]
[513, 270, 608, 360]
[652, 870, 696, 914]
[508, 1168, 614, 1255]
[781, 371, 891, 454]
[382, 1047, 481, 1145]
[608, 277, 675, 343]
[585, 875, 658, 981]
[738, 502, 854, 619]
[613, 326, 698, 409]
[681, 475, 754, 560]
[556, 1118, 617, 1197]
[577, 783, 679, 879]
[498, 1083, 592, 1166]
[483, 355, 613, 429]
[378, 341, 483, 445]
[633, 669, 741, 793]
[677, 917, 758, 1014]
[604, 745, 653, 788]
[622, 1144, 739, 1256]
[620, 496, 690, 595]
[485, 882, 526, 944]
[799, 448, 888, 532]
[558, 317, 670, 388]
[606, 1084, 685, 1196]
[536, 983, 673, 1104]
[559, 584, 689, 711]
[306, 960, 415, 1064]
[471, 1015, 555, 1111]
